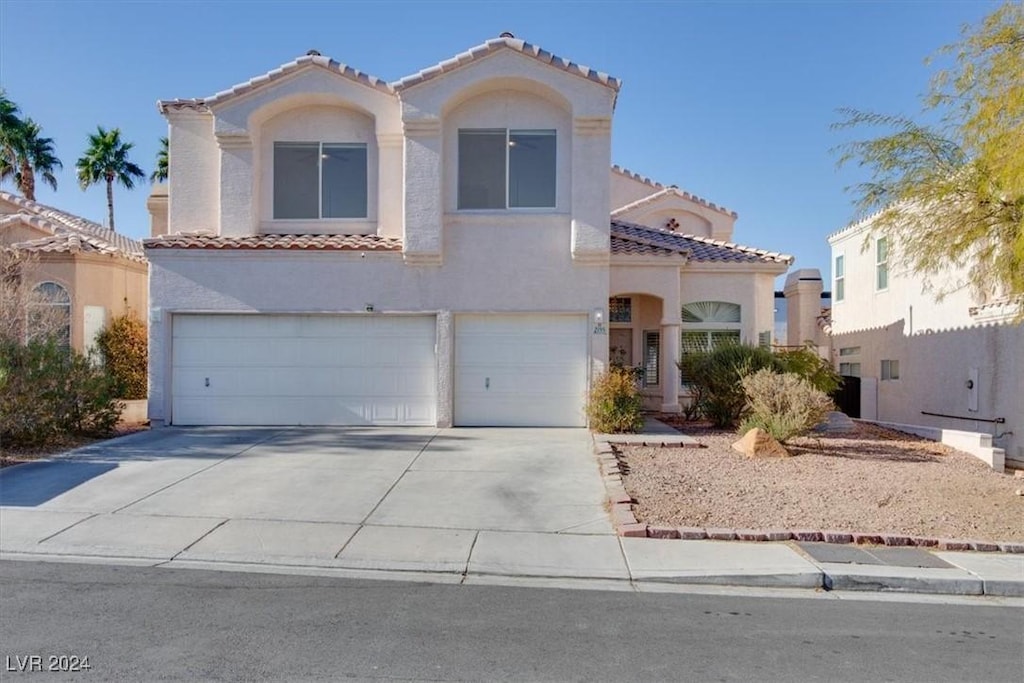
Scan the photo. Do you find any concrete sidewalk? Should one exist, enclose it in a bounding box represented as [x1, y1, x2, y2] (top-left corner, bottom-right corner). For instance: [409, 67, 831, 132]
[1, 426, 1021, 598]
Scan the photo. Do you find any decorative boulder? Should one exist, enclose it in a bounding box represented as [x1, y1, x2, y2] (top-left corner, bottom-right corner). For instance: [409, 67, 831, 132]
[732, 428, 790, 458]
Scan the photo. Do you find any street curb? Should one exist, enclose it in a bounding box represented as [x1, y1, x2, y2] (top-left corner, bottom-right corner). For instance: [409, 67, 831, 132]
[592, 438, 1024, 554]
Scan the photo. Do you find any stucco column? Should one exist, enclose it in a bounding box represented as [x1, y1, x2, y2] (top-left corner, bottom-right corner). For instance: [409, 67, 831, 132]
[571, 117, 611, 264]
[660, 323, 681, 413]
[435, 310, 453, 428]
[216, 133, 254, 236]
[376, 133, 404, 239]
[403, 118, 443, 265]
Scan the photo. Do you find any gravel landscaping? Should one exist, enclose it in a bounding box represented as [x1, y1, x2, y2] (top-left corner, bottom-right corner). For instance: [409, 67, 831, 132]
[620, 420, 1024, 543]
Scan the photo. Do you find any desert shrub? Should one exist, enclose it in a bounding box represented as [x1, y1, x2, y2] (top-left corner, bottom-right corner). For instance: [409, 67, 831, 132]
[0, 337, 122, 447]
[96, 313, 148, 399]
[738, 369, 834, 443]
[678, 343, 777, 427]
[774, 345, 841, 395]
[587, 367, 645, 433]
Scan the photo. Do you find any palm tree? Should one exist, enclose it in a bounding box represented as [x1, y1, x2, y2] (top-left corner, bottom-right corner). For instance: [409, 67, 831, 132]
[75, 127, 145, 231]
[150, 136, 168, 183]
[6, 119, 62, 201]
[0, 91, 23, 188]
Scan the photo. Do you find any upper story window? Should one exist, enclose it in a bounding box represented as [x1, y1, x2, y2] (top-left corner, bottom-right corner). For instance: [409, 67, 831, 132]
[457, 129, 556, 209]
[876, 237, 889, 291]
[273, 142, 367, 219]
[834, 255, 845, 302]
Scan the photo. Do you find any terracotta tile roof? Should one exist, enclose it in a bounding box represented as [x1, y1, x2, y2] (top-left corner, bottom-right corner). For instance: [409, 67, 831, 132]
[158, 54, 395, 113]
[611, 186, 738, 219]
[392, 35, 620, 92]
[11, 232, 131, 258]
[610, 235, 680, 257]
[159, 35, 618, 114]
[0, 191, 145, 261]
[143, 232, 403, 251]
[611, 219, 792, 264]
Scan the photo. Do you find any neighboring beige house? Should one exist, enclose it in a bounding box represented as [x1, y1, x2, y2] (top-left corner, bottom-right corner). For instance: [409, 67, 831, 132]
[145, 35, 791, 428]
[1, 190, 147, 354]
[827, 214, 1022, 469]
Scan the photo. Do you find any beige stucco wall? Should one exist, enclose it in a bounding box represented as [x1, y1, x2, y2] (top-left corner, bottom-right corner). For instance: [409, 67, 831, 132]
[610, 169, 657, 209]
[256, 104, 379, 234]
[679, 267, 777, 344]
[441, 89, 572, 214]
[832, 323, 1022, 467]
[147, 184, 168, 237]
[26, 253, 147, 353]
[167, 110, 219, 234]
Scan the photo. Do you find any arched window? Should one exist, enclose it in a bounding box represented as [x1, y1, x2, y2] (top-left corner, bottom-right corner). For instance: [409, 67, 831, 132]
[681, 301, 741, 324]
[680, 302, 742, 385]
[29, 282, 71, 349]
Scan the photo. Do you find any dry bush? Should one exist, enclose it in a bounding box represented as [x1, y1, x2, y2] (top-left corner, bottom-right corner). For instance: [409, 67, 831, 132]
[97, 313, 148, 399]
[587, 367, 645, 434]
[739, 369, 834, 443]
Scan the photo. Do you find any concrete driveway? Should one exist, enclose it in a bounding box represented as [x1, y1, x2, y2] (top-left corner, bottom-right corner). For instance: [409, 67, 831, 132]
[0, 427, 621, 576]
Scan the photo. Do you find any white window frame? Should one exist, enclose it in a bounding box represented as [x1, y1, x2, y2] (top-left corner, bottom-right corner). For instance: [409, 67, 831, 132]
[273, 141, 368, 220]
[839, 361, 861, 377]
[834, 254, 845, 302]
[876, 237, 889, 291]
[457, 128, 557, 211]
[881, 359, 900, 380]
[643, 330, 660, 387]
[27, 281, 72, 349]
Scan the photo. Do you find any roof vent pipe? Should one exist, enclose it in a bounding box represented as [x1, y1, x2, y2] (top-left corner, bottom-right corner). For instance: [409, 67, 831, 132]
[306, 49, 321, 56]
[499, 32, 514, 38]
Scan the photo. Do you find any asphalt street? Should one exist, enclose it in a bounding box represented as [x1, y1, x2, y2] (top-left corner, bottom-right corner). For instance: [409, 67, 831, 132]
[0, 560, 1020, 682]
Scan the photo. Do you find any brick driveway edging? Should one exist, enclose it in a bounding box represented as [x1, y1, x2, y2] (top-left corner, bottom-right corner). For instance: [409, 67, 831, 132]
[593, 437, 1024, 554]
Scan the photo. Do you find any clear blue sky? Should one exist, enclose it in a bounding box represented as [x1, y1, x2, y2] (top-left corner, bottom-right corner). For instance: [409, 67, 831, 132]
[0, 0, 1001, 279]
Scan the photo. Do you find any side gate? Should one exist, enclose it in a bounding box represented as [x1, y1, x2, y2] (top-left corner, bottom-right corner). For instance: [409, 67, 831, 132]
[832, 375, 861, 419]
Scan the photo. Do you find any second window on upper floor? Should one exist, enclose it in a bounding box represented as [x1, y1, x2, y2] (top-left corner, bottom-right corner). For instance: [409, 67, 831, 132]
[273, 142, 368, 220]
[457, 129, 556, 210]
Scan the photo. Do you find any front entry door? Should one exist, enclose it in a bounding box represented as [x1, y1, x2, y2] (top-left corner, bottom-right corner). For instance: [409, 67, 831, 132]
[610, 328, 633, 367]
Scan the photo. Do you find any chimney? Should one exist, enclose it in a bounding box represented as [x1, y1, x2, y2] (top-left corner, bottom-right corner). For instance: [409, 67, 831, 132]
[783, 268, 824, 348]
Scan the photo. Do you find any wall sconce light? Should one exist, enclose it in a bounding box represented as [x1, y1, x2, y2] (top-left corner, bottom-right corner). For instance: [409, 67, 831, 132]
[593, 308, 604, 325]
[365, 303, 375, 313]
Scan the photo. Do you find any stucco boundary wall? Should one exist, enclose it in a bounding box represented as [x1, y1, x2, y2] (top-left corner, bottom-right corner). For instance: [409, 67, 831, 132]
[832, 322, 1022, 470]
[120, 399, 149, 424]
[857, 420, 1005, 473]
[592, 437, 1024, 554]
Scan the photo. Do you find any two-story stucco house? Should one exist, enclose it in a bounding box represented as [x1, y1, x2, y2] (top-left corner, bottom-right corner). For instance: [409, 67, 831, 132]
[827, 215, 1022, 470]
[145, 35, 791, 428]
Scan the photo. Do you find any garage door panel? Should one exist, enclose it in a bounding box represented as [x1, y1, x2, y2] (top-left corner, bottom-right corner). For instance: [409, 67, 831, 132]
[455, 314, 587, 427]
[172, 315, 436, 426]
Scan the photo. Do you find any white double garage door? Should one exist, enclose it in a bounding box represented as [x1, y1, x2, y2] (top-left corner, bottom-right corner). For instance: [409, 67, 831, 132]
[171, 313, 588, 427]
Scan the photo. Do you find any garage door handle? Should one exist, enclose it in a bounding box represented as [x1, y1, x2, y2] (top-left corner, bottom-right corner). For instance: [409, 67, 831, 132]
[485, 377, 490, 390]
[205, 377, 210, 388]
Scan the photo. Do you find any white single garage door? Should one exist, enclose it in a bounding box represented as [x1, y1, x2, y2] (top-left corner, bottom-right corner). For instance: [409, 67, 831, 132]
[455, 314, 588, 427]
[172, 314, 436, 426]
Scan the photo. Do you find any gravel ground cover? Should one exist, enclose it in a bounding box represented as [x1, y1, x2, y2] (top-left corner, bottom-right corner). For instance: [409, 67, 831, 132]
[621, 420, 1024, 542]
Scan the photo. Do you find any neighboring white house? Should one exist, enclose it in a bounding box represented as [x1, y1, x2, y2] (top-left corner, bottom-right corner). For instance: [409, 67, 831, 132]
[145, 35, 791, 428]
[827, 215, 1022, 469]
